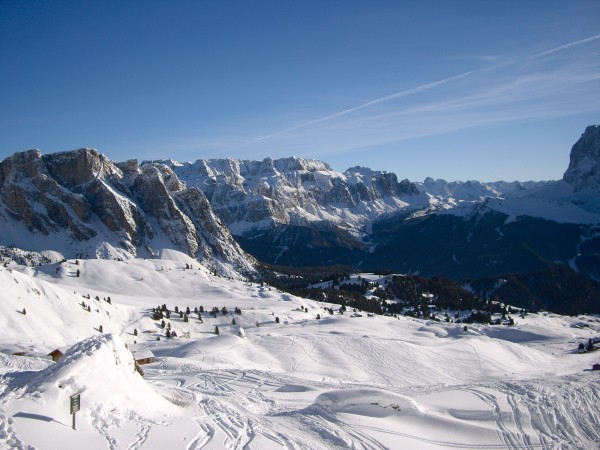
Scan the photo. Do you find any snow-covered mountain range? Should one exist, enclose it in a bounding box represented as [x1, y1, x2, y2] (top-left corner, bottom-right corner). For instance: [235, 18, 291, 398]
[156, 124, 600, 278]
[1, 125, 600, 280]
[161, 125, 600, 234]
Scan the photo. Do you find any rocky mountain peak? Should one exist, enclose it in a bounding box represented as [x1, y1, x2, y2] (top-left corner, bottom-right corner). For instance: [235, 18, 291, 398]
[0, 148, 256, 276]
[563, 124, 600, 191]
[42, 148, 120, 188]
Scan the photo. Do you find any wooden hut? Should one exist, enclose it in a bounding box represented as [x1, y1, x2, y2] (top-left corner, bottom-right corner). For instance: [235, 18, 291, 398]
[47, 349, 64, 362]
[133, 349, 155, 366]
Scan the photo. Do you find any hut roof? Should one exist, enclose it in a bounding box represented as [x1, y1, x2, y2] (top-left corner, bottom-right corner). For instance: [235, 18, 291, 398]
[132, 349, 155, 361]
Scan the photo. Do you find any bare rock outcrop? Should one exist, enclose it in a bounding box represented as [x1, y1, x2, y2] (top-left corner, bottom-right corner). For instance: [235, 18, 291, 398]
[0, 148, 255, 275]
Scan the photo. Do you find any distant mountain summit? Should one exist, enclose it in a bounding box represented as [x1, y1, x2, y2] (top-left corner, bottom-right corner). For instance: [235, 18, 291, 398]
[0, 148, 255, 275]
[563, 125, 600, 191]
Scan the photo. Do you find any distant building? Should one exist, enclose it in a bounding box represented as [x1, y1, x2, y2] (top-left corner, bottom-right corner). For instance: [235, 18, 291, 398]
[133, 349, 155, 365]
[47, 348, 67, 362]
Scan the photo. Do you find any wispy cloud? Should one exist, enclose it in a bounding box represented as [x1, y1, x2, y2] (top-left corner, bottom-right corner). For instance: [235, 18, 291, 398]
[157, 34, 600, 165]
[216, 34, 600, 158]
[225, 70, 477, 152]
[529, 34, 600, 59]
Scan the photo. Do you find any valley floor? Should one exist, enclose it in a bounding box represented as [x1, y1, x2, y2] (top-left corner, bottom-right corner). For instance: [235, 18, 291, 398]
[0, 255, 599, 449]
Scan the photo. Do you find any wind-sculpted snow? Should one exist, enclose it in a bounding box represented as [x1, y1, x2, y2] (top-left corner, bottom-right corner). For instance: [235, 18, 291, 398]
[1, 255, 599, 448]
[1, 334, 178, 416]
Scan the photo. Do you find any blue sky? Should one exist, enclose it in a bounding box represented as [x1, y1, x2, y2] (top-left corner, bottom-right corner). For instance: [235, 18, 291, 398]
[1, 1, 599, 181]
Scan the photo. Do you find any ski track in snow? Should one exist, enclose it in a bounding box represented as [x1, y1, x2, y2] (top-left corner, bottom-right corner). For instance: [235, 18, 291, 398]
[1, 256, 599, 449]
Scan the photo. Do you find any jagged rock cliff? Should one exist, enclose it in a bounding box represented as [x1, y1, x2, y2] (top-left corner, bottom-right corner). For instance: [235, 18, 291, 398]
[563, 125, 600, 191]
[161, 157, 421, 235]
[0, 148, 255, 275]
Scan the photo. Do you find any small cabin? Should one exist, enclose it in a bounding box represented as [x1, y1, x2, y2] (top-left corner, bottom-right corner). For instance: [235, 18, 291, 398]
[133, 349, 155, 366]
[593, 363, 600, 371]
[47, 349, 64, 362]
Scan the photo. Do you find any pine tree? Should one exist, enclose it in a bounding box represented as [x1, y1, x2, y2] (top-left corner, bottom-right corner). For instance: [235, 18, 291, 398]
[166, 329, 171, 338]
[275, 317, 280, 323]
[134, 328, 138, 336]
[99, 325, 103, 333]
[183, 314, 188, 323]
[232, 318, 236, 325]
[22, 308, 26, 315]
[316, 314, 321, 320]
[214, 325, 220, 335]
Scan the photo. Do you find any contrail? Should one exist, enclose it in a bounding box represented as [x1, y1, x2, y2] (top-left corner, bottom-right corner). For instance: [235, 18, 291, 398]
[530, 34, 600, 59]
[226, 71, 475, 151]
[226, 34, 600, 151]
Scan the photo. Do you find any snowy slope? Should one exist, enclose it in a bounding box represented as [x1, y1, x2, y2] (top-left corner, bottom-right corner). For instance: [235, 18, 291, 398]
[1, 254, 599, 449]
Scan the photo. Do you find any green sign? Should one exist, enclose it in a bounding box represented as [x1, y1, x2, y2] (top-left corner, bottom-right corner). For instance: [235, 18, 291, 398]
[70, 393, 81, 414]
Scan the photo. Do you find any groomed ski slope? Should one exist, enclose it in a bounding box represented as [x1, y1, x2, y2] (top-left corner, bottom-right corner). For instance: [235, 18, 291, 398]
[0, 252, 599, 449]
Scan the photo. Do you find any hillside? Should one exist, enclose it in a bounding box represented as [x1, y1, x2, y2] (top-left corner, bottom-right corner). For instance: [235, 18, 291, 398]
[1, 253, 599, 449]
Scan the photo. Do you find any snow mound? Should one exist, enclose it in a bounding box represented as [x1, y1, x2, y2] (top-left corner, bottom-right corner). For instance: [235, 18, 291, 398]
[1, 334, 178, 419]
[313, 388, 422, 418]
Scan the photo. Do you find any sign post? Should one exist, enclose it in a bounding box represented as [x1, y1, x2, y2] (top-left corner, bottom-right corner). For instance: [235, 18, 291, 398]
[70, 393, 81, 430]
